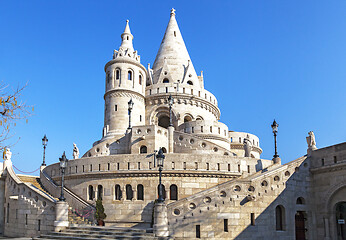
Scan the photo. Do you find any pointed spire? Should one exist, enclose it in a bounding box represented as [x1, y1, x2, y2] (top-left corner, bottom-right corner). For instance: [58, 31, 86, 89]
[120, 19, 134, 51]
[152, 9, 200, 87]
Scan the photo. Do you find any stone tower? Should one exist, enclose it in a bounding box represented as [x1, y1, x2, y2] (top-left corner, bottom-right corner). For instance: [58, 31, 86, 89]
[102, 20, 147, 140]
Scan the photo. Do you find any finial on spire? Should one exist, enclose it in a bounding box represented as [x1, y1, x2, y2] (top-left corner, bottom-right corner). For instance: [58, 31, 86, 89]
[170, 8, 176, 16]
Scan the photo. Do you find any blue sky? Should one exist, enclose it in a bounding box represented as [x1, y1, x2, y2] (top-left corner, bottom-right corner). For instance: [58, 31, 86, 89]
[0, 1, 345, 174]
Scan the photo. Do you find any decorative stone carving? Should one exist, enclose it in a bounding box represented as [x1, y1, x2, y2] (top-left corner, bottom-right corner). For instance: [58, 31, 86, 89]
[306, 131, 317, 156]
[243, 135, 252, 157]
[73, 143, 79, 159]
[306, 131, 317, 149]
[3, 148, 12, 161]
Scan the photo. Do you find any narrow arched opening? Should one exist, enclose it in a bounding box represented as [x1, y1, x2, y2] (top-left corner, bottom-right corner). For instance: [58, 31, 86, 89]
[170, 184, 178, 200]
[115, 184, 122, 200]
[88, 185, 94, 200]
[126, 184, 133, 200]
[137, 184, 144, 200]
[97, 185, 103, 200]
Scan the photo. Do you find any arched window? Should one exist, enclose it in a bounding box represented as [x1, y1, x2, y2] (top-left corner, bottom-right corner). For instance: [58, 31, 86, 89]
[115, 184, 122, 200]
[97, 185, 103, 200]
[116, 69, 120, 80]
[163, 78, 169, 83]
[88, 185, 94, 200]
[187, 80, 193, 85]
[126, 184, 133, 200]
[128, 71, 132, 80]
[139, 75, 142, 85]
[276, 205, 285, 231]
[170, 184, 178, 200]
[184, 115, 192, 122]
[161, 147, 167, 153]
[157, 184, 166, 200]
[137, 184, 144, 200]
[296, 197, 305, 205]
[140, 145, 147, 154]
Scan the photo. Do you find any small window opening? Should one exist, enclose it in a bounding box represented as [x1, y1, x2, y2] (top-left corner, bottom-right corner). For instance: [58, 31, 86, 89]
[170, 184, 178, 200]
[174, 31, 176, 37]
[140, 115, 142, 122]
[163, 78, 169, 83]
[99, 164, 101, 171]
[238, 164, 241, 172]
[139, 75, 142, 85]
[251, 213, 255, 225]
[117, 162, 120, 170]
[248, 165, 250, 173]
[201, 126, 203, 132]
[90, 164, 92, 172]
[217, 163, 220, 171]
[224, 219, 228, 232]
[128, 162, 130, 170]
[128, 71, 132, 80]
[321, 158, 324, 166]
[115, 184, 122, 200]
[210, 126, 213, 133]
[183, 162, 186, 170]
[137, 184, 144, 200]
[228, 164, 231, 171]
[107, 163, 110, 170]
[97, 185, 103, 200]
[116, 70, 120, 79]
[334, 156, 337, 163]
[138, 162, 140, 170]
[187, 80, 193, 85]
[166, 87, 168, 93]
[196, 225, 201, 238]
[172, 162, 175, 170]
[195, 162, 198, 170]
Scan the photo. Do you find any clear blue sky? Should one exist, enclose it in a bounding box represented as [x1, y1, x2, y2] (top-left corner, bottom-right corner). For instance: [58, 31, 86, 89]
[1, 1, 345, 175]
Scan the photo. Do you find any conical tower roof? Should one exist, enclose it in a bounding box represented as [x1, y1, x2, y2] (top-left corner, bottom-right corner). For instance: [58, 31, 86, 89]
[152, 9, 199, 86]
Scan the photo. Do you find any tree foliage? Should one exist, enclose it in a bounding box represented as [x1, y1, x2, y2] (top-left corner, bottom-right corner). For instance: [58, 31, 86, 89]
[95, 199, 107, 221]
[0, 82, 32, 154]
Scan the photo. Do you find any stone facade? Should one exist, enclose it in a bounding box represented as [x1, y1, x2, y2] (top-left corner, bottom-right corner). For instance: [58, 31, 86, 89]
[0, 8, 345, 240]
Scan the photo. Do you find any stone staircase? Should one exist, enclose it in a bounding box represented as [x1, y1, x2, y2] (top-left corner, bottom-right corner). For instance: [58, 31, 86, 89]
[33, 226, 172, 239]
[18, 174, 58, 201]
[68, 207, 94, 226]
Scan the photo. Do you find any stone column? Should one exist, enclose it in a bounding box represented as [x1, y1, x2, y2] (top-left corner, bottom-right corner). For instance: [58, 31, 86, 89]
[324, 217, 331, 240]
[168, 126, 174, 153]
[0, 176, 5, 235]
[54, 201, 69, 232]
[153, 202, 169, 237]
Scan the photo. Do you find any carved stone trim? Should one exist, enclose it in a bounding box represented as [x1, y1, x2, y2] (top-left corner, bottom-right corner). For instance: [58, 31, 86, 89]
[104, 89, 145, 103]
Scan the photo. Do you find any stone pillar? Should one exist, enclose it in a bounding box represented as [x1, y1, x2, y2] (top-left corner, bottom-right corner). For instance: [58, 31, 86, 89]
[54, 201, 69, 232]
[0, 176, 5, 235]
[168, 126, 174, 153]
[153, 202, 169, 237]
[324, 217, 331, 240]
[272, 156, 281, 164]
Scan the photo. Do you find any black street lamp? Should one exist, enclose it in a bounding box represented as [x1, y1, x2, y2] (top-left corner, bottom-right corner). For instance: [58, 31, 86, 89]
[128, 98, 134, 129]
[41, 135, 48, 166]
[59, 152, 68, 201]
[156, 148, 165, 203]
[168, 95, 174, 127]
[271, 120, 279, 159]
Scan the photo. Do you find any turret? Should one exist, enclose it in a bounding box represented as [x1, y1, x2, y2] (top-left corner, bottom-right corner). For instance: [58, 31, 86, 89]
[102, 20, 147, 139]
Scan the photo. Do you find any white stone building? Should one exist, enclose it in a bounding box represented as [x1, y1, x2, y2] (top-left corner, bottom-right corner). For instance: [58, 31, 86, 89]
[0, 9, 345, 240]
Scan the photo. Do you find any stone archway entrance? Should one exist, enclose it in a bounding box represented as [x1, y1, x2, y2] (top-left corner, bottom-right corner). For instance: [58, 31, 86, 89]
[336, 202, 346, 240]
[158, 115, 170, 129]
[295, 211, 306, 240]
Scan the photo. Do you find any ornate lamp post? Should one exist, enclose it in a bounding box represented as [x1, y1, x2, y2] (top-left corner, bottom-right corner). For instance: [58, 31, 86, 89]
[41, 135, 48, 166]
[168, 95, 174, 127]
[156, 148, 165, 203]
[59, 152, 68, 201]
[271, 120, 279, 159]
[128, 98, 134, 129]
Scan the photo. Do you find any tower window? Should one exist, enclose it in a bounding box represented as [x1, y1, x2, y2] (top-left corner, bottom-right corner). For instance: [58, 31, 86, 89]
[224, 219, 228, 232]
[187, 80, 193, 85]
[170, 184, 178, 200]
[116, 70, 120, 79]
[107, 73, 110, 83]
[139, 75, 142, 85]
[115, 105, 117, 111]
[126, 184, 133, 200]
[137, 184, 144, 200]
[275, 205, 285, 230]
[128, 71, 132, 80]
[140, 115, 142, 122]
[163, 78, 169, 83]
[140, 145, 147, 154]
[126, 36, 129, 40]
[115, 184, 122, 200]
[174, 31, 176, 37]
[166, 87, 168, 93]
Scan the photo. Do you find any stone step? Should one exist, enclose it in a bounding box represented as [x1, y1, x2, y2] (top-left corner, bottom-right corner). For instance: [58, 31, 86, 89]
[39, 232, 159, 239]
[67, 226, 149, 233]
